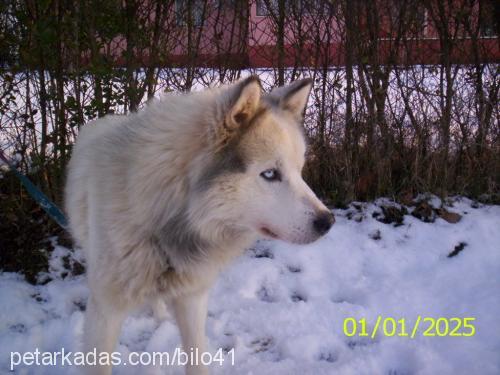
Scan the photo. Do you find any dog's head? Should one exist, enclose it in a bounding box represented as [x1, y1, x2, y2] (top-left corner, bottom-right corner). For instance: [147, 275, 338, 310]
[192, 76, 334, 245]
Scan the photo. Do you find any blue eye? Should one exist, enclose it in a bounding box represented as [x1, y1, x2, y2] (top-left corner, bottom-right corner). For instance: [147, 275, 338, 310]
[260, 168, 281, 182]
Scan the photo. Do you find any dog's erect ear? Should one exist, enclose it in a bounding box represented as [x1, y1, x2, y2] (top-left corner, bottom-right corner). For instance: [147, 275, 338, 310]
[213, 76, 262, 149]
[269, 78, 313, 118]
[225, 76, 262, 130]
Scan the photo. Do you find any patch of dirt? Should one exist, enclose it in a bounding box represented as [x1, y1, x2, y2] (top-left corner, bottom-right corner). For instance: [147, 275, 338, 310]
[369, 229, 382, 240]
[448, 242, 467, 258]
[250, 337, 274, 353]
[411, 201, 436, 223]
[373, 205, 407, 226]
[347, 210, 365, 222]
[477, 193, 500, 205]
[436, 208, 462, 224]
[397, 191, 415, 207]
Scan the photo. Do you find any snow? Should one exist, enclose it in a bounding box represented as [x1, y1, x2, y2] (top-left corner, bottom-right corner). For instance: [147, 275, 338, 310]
[1, 197, 500, 374]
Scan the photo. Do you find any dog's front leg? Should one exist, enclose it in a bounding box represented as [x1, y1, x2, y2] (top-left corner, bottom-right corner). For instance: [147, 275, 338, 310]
[82, 295, 126, 375]
[173, 289, 210, 375]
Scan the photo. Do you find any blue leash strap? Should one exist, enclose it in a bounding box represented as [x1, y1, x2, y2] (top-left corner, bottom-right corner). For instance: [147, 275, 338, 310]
[0, 150, 68, 229]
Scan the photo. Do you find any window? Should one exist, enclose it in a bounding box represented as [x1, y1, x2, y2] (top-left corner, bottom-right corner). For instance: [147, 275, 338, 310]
[479, 0, 499, 37]
[175, 0, 206, 27]
[218, 0, 241, 7]
[408, 3, 427, 37]
[387, 0, 427, 38]
[256, 0, 332, 17]
[300, 0, 333, 15]
[256, 0, 277, 17]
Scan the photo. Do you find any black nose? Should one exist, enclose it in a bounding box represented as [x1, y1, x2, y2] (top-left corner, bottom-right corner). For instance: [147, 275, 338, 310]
[313, 211, 335, 235]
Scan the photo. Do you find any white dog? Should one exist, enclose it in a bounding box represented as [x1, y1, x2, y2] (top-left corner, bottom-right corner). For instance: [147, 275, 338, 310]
[65, 76, 334, 374]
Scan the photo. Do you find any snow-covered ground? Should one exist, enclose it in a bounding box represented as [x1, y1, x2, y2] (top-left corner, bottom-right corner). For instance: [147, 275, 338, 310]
[1, 197, 499, 375]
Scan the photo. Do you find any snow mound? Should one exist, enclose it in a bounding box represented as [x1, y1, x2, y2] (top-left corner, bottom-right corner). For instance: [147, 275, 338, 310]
[1, 197, 499, 374]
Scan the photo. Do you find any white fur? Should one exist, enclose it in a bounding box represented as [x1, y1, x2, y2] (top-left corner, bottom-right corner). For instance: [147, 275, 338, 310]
[64, 77, 331, 374]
